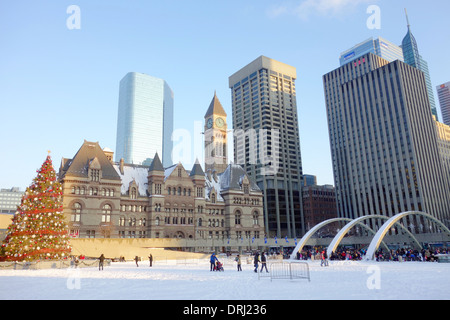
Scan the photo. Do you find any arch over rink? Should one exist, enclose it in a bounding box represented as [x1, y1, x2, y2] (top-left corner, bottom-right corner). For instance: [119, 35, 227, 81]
[365, 211, 450, 260]
[289, 218, 352, 260]
[326, 215, 421, 258]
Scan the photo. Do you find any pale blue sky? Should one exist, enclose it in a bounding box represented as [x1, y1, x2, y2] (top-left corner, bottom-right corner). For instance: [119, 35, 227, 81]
[1, 0, 449, 190]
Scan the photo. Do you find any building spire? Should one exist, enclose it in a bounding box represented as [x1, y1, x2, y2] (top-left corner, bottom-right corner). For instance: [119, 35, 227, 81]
[404, 8, 411, 30]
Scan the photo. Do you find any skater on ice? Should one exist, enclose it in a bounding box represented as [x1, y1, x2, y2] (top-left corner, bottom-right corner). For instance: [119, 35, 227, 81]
[260, 252, 268, 273]
[210, 253, 218, 271]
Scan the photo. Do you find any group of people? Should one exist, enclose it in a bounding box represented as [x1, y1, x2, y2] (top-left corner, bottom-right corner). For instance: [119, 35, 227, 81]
[293, 246, 449, 262]
[209, 251, 270, 273]
[98, 253, 154, 270]
[375, 247, 448, 262]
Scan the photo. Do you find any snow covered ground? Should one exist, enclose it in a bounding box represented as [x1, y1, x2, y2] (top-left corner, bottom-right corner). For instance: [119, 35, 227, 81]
[1, 258, 449, 300]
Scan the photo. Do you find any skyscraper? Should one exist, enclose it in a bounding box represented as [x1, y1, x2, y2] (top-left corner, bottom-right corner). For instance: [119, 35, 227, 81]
[401, 9, 438, 120]
[115, 72, 174, 167]
[323, 53, 450, 227]
[229, 56, 304, 238]
[437, 82, 450, 126]
[339, 37, 404, 66]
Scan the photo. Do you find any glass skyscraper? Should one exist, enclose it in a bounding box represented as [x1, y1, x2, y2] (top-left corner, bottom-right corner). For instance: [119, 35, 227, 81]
[339, 37, 404, 66]
[115, 72, 174, 167]
[401, 11, 438, 120]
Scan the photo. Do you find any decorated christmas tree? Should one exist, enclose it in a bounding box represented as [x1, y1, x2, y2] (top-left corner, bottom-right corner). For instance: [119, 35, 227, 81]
[1, 153, 71, 261]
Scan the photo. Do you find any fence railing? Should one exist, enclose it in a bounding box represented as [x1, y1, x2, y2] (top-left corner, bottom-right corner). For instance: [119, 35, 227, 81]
[258, 261, 310, 281]
[0, 259, 110, 270]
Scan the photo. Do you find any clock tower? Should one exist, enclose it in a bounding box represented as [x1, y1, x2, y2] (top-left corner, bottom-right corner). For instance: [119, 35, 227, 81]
[204, 92, 228, 174]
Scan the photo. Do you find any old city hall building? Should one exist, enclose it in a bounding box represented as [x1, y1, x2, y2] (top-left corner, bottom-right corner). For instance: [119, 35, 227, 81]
[58, 94, 264, 242]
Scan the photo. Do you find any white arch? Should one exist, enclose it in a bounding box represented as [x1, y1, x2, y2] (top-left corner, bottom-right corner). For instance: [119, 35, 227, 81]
[289, 218, 352, 260]
[327, 215, 387, 258]
[365, 211, 450, 260]
[326, 215, 422, 258]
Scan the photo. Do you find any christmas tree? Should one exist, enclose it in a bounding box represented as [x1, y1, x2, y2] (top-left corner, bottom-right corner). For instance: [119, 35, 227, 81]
[1, 153, 71, 261]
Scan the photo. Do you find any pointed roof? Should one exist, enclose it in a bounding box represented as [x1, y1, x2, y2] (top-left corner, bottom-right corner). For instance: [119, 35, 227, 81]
[204, 92, 227, 118]
[59, 140, 121, 181]
[190, 158, 205, 177]
[401, 8, 421, 69]
[149, 153, 164, 172]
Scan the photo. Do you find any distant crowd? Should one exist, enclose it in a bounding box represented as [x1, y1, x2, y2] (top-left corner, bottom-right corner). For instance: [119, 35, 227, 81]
[291, 246, 448, 262]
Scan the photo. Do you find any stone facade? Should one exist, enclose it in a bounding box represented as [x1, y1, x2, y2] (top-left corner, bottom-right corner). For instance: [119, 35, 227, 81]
[58, 94, 264, 243]
[59, 141, 264, 242]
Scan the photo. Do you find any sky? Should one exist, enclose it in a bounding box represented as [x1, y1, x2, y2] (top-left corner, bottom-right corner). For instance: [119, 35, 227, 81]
[1, 0, 449, 190]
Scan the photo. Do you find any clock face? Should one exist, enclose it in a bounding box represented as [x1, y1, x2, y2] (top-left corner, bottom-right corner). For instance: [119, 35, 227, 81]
[207, 118, 213, 129]
[215, 117, 225, 128]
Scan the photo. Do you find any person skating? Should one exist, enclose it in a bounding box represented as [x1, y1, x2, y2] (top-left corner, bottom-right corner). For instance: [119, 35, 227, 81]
[260, 252, 269, 273]
[135, 255, 139, 267]
[99, 253, 105, 271]
[321, 250, 329, 267]
[149, 253, 153, 267]
[253, 252, 260, 273]
[210, 253, 218, 271]
[235, 254, 242, 271]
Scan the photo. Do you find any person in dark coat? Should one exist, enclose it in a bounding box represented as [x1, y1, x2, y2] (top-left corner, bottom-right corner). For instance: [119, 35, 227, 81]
[149, 253, 153, 267]
[260, 252, 268, 273]
[99, 254, 105, 271]
[135, 256, 139, 267]
[253, 252, 260, 273]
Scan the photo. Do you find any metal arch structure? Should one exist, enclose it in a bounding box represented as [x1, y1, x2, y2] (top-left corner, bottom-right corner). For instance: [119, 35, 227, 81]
[326, 215, 388, 259]
[289, 218, 352, 260]
[365, 211, 450, 260]
[326, 215, 422, 258]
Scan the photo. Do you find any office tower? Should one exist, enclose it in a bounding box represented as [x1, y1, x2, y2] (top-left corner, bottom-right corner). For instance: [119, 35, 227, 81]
[115, 72, 174, 167]
[204, 92, 228, 174]
[302, 184, 337, 232]
[0, 187, 24, 214]
[339, 37, 404, 66]
[323, 53, 450, 227]
[433, 118, 450, 182]
[229, 56, 304, 238]
[437, 82, 450, 126]
[402, 10, 438, 120]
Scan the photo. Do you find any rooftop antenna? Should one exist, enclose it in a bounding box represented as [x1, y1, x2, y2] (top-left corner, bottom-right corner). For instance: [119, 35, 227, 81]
[404, 8, 411, 30]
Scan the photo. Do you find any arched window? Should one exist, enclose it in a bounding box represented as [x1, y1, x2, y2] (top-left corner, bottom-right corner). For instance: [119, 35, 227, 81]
[253, 211, 259, 225]
[235, 210, 241, 225]
[155, 217, 160, 226]
[71, 203, 81, 222]
[178, 187, 181, 196]
[101, 204, 112, 223]
[211, 193, 216, 204]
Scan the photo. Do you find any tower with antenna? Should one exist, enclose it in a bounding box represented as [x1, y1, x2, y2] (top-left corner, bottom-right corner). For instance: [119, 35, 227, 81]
[401, 8, 439, 120]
